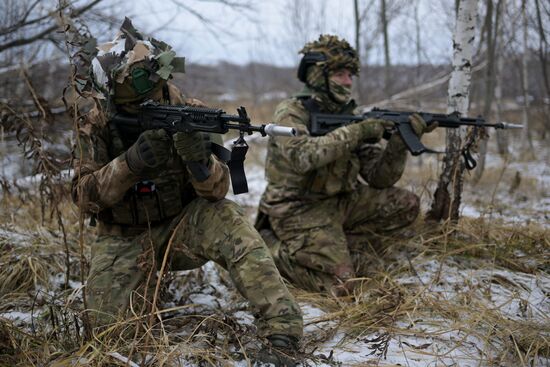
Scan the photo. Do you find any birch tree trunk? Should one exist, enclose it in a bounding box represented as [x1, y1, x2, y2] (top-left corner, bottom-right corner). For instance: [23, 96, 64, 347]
[520, 0, 535, 159]
[427, 0, 478, 222]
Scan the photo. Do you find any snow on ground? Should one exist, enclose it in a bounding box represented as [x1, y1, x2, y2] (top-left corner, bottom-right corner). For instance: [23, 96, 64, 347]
[1, 142, 548, 365]
[157, 253, 550, 366]
[221, 145, 550, 366]
[466, 143, 550, 227]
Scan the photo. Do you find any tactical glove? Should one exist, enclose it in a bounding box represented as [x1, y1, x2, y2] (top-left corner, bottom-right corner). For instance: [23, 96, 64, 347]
[343, 118, 394, 144]
[409, 113, 438, 136]
[126, 129, 171, 176]
[173, 131, 212, 165]
[386, 113, 438, 154]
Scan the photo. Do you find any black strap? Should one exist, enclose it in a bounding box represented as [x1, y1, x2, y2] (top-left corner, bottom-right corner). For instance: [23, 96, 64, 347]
[301, 97, 321, 114]
[462, 149, 477, 170]
[301, 98, 321, 133]
[211, 141, 249, 194]
[211, 142, 231, 163]
[227, 138, 249, 194]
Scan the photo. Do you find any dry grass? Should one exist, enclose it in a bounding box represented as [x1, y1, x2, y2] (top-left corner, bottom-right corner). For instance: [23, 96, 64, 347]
[293, 219, 549, 366]
[0, 193, 548, 366]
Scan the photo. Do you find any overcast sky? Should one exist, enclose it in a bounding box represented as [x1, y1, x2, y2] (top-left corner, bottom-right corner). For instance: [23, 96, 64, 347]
[100, 0, 458, 67]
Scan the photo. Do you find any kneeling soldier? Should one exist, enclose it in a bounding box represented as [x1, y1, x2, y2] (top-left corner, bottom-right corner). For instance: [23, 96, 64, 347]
[72, 18, 302, 366]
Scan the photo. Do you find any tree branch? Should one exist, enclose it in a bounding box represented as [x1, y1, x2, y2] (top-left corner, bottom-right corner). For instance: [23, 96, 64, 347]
[0, 0, 103, 53]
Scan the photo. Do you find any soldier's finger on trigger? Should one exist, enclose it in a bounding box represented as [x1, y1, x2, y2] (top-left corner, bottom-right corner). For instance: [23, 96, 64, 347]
[381, 119, 394, 129]
[409, 113, 425, 135]
[426, 121, 439, 133]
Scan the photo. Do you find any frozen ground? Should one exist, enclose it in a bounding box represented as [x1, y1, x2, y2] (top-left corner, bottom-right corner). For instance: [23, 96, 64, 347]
[223, 142, 550, 366]
[161, 255, 550, 366]
[0, 139, 548, 366]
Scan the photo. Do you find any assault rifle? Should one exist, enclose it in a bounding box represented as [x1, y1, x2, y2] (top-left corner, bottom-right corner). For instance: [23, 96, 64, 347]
[111, 100, 296, 194]
[309, 108, 522, 169]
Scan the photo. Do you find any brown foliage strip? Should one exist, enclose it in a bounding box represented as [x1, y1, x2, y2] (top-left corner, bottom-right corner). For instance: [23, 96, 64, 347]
[56, 0, 100, 340]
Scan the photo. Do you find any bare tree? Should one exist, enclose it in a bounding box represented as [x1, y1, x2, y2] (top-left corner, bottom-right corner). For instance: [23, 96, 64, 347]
[534, 0, 549, 101]
[381, 0, 391, 97]
[473, 0, 503, 183]
[282, 0, 329, 61]
[428, 0, 479, 222]
[168, 0, 255, 41]
[414, 0, 422, 86]
[494, 2, 508, 156]
[533, 0, 550, 135]
[354, 0, 363, 100]
[354, 0, 379, 102]
[520, 0, 535, 159]
[0, 0, 103, 55]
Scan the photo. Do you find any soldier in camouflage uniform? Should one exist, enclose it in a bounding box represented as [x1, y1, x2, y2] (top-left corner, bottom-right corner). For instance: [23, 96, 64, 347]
[256, 35, 435, 296]
[72, 18, 301, 365]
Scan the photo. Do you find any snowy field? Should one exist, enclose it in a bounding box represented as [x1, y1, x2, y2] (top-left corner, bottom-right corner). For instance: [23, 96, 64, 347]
[0, 138, 548, 366]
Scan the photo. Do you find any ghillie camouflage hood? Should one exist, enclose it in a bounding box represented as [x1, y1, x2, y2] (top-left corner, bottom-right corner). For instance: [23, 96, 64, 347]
[92, 17, 185, 103]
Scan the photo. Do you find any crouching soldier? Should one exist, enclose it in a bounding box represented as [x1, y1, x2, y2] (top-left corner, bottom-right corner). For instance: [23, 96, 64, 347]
[256, 35, 435, 296]
[71, 18, 302, 366]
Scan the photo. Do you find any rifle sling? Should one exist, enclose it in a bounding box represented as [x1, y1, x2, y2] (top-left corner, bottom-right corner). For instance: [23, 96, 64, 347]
[211, 142, 249, 194]
[301, 97, 321, 133]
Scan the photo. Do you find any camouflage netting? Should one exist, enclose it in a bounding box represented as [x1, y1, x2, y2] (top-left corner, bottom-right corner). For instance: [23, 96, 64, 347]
[300, 34, 359, 75]
[92, 17, 185, 103]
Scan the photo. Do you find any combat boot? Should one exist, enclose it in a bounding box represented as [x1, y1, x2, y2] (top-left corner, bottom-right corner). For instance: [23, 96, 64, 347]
[254, 334, 299, 366]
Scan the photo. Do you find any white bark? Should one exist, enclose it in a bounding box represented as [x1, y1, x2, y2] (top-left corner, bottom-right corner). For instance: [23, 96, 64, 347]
[428, 0, 478, 221]
[446, 1, 477, 117]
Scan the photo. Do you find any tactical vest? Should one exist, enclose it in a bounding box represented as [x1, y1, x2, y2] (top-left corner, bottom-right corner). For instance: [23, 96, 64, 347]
[96, 86, 196, 226]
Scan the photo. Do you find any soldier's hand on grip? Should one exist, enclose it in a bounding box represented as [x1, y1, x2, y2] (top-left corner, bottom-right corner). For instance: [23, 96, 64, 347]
[126, 129, 171, 176]
[343, 118, 394, 143]
[173, 131, 212, 165]
[409, 113, 437, 137]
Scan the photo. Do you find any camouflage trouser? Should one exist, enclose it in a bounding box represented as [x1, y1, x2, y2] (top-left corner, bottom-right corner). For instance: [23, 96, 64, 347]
[87, 197, 303, 339]
[267, 185, 419, 293]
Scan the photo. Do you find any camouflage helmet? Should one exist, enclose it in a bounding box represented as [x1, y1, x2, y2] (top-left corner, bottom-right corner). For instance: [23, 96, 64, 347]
[297, 34, 359, 83]
[92, 17, 186, 104]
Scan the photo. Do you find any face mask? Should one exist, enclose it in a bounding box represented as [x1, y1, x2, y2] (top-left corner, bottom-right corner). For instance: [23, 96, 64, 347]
[131, 68, 154, 95]
[328, 78, 352, 104]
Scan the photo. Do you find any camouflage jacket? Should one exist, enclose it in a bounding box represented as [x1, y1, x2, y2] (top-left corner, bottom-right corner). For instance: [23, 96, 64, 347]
[259, 96, 409, 217]
[72, 83, 230, 235]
